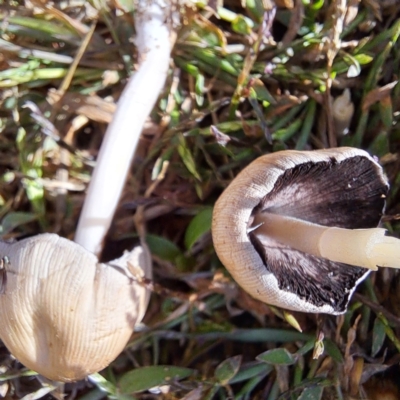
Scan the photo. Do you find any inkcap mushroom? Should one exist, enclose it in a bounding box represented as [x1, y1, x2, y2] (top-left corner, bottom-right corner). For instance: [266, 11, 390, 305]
[212, 147, 399, 315]
[0, 0, 178, 382]
[0, 234, 150, 382]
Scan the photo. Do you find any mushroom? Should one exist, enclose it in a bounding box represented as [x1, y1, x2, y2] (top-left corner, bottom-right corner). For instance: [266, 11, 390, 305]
[0, 0, 178, 382]
[212, 147, 399, 315]
[0, 234, 150, 382]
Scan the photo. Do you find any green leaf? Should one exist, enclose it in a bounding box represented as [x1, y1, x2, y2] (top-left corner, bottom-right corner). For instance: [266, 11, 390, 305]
[0, 369, 37, 382]
[379, 96, 393, 130]
[0, 212, 37, 235]
[119, 366, 194, 394]
[184, 207, 213, 250]
[88, 373, 117, 396]
[177, 134, 202, 181]
[25, 15, 73, 35]
[195, 73, 205, 95]
[217, 7, 254, 29]
[231, 15, 251, 34]
[16, 127, 45, 225]
[295, 99, 316, 150]
[184, 63, 200, 78]
[245, 0, 264, 21]
[146, 234, 182, 262]
[342, 52, 362, 78]
[371, 317, 386, 357]
[256, 348, 296, 366]
[272, 118, 303, 142]
[233, 363, 272, 398]
[251, 79, 276, 103]
[323, 339, 343, 363]
[229, 362, 273, 384]
[310, 0, 324, 10]
[195, 74, 205, 106]
[193, 48, 238, 76]
[298, 385, 324, 400]
[368, 131, 389, 157]
[196, 328, 310, 342]
[354, 53, 374, 64]
[214, 355, 242, 385]
[296, 339, 315, 357]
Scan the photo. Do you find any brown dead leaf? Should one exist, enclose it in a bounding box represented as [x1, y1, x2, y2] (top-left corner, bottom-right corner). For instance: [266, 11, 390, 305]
[345, 0, 360, 26]
[185, 273, 215, 292]
[242, 119, 263, 138]
[180, 386, 204, 400]
[281, 0, 303, 45]
[363, 0, 382, 21]
[316, 356, 334, 375]
[47, 89, 116, 124]
[266, 95, 304, 118]
[350, 357, 364, 396]
[276, 365, 290, 392]
[44, 6, 92, 37]
[342, 314, 362, 391]
[362, 81, 398, 110]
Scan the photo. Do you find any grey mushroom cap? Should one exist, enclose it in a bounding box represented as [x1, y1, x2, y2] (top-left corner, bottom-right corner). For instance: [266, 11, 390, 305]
[212, 147, 389, 315]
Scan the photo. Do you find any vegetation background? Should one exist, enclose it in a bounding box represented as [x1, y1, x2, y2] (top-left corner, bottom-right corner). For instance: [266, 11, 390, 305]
[0, 0, 400, 398]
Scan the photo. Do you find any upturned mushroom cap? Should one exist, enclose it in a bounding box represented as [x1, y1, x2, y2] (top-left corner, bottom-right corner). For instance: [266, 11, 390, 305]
[0, 234, 150, 382]
[212, 147, 389, 315]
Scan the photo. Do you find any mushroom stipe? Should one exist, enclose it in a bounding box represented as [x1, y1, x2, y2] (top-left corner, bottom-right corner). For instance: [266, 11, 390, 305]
[212, 147, 397, 315]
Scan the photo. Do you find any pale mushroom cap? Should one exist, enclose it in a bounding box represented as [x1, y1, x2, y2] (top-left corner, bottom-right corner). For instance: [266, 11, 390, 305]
[212, 147, 388, 314]
[0, 234, 150, 382]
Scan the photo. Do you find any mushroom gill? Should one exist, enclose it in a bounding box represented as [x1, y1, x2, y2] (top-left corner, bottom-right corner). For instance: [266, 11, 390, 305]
[212, 147, 395, 314]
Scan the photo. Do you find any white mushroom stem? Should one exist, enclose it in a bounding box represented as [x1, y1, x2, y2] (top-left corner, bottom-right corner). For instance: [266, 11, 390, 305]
[253, 213, 400, 271]
[74, 0, 175, 255]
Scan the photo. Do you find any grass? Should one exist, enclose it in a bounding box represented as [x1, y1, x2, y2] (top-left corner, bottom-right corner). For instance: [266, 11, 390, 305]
[0, 0, 400, 399]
